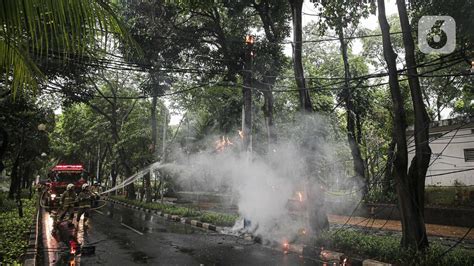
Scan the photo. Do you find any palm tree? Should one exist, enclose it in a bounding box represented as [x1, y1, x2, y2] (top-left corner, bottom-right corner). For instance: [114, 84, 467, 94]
[0, 0, 133, 95]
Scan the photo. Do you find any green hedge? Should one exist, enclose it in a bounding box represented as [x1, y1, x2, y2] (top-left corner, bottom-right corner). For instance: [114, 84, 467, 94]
[425, 186, 474, 206]
[110, 195, 237, 226]
[0, 195, 36, 264]
[315, 229, 474, 265]
[200, 212, 238, 227]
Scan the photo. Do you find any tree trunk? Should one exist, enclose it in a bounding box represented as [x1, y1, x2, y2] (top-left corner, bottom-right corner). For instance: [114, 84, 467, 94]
[254, 1, 280, 145]
[0, 128, 7, 173]
[8, 154, 20, 199]
[383, 138, 396, 196]
[378, 0, 429, 251]
[22, 164, 32, 189]
[338, 28, 366, 182]
[396, 0, 430, 250]
[111, 162, 118, 195]
[119, 148, 135, 199]
[289, 0, 313, 112]
[262, 87, 277, 145]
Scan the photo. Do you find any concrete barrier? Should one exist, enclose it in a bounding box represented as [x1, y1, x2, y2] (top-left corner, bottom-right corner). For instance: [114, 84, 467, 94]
[23, 201, 41, 266]
[106, 198, 219, 232]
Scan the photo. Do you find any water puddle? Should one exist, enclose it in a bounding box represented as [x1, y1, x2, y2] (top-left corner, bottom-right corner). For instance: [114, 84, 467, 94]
[177, 246, 195, 255]
[130, 251, 151, 263]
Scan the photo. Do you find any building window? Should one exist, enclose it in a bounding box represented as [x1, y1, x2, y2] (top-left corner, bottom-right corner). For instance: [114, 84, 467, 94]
[471, 129, 474, 134]
[465, 149, 474, 162]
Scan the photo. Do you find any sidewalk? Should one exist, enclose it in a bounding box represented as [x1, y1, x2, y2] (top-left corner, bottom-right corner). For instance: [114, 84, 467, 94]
[328, 214, 474, 240]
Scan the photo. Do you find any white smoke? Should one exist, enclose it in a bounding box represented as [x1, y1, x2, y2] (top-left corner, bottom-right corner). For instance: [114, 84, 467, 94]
[165, 114, 361, 242]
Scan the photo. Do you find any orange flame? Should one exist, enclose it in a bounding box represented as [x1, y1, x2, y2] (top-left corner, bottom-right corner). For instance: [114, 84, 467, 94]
[282, 240, 289, 254]
[245, 35, 255, 45]
[342, 258, 348, 266]
[215, 136, 233, 152]
[238, 130, 244, 139]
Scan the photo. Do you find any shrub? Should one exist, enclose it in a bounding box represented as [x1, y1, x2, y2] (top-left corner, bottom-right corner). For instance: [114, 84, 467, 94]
[315, 229, 474, 265]
[200, 212, 238, 226]
[0, 196, 36, 264]
[110, 195, 237, 226]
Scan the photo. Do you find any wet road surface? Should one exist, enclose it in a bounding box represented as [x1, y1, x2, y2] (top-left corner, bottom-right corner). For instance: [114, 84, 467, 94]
[42, 202, 321, 265]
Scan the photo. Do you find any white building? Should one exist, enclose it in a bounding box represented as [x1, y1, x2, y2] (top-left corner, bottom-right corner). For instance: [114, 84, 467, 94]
[407, 117, 474, 186]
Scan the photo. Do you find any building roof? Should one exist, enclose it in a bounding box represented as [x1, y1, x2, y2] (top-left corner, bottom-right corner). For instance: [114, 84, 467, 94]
[406, 116, 474, 134]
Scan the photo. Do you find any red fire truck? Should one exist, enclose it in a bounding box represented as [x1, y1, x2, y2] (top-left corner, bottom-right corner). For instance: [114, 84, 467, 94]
[42, 164, 88, 210]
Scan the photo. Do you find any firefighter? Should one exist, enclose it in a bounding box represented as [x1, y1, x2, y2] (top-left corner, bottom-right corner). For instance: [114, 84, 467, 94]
[76, 183, 93, 224]
[57, 183, 77, 224]
[90, 182, 101, 208]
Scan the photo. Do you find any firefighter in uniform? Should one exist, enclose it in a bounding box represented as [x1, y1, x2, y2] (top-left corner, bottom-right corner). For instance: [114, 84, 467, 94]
[57, 183, 77, 224]
[90, 182, 101, 208]
[76, 183, 93, 224]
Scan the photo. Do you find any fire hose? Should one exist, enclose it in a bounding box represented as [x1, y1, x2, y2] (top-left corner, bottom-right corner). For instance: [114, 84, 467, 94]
[39, 190, 107, 211]
[100, 161, 164, 195]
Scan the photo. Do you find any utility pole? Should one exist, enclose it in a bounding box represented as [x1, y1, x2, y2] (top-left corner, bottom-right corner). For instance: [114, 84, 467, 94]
[242, 35, 254, 155]
[160, 109, 167, 204]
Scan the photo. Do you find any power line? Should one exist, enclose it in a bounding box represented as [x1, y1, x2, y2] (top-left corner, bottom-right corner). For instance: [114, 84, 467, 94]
[435, 226, 473, 261]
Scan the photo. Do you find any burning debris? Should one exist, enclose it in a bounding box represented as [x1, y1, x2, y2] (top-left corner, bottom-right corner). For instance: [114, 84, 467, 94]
[282, 240, 290, 254]
[215, 136, 233, 152]
[297, 192, 303, 202]
[238, 130, 244, 139]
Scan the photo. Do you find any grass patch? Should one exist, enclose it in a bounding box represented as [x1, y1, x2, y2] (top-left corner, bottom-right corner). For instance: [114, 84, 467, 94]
[110, 195, 238, 226]
[315, 229, 474, 265]
[0, 193, 37, 264]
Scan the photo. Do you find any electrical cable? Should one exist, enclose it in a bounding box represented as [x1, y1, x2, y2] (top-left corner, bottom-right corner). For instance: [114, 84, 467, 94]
[434, 226, 473, 261]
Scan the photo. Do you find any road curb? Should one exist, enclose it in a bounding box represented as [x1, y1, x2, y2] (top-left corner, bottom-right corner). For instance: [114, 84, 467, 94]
[23, 199, 41, 266]
[362, 259, 392, 266]
[105, 197, 390, 265]
[105, 197, 219, 232]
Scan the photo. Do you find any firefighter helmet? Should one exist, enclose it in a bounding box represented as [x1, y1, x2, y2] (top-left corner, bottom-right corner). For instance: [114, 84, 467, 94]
[67, 183, 74, 190]
[82, 183, 90, 190]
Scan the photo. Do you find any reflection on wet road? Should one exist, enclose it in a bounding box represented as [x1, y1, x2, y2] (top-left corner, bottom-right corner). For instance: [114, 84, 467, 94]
[42, 201, 321, 265]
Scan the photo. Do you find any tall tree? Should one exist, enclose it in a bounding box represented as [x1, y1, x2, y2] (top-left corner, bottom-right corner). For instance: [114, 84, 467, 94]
[396, 0, 431, 249]
[288, 0, 313, 112]
[78, 71, 153, 199]
[377, 0, 429, 251]
[251, 0, 291, 144]
[314, 0, 375, 186]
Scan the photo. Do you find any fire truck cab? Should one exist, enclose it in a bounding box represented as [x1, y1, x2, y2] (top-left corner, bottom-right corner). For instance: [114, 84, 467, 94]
[42, 164, 88, 210]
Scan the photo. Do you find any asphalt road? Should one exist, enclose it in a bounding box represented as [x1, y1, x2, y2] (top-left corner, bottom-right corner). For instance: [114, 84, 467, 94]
[41, 201, 321, 265]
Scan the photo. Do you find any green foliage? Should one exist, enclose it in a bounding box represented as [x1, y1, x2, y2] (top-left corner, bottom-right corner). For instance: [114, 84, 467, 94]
[0, 195, 36, 264]
[313, 0, 375, 36]
[200, 212, 238, 227]
[51, 71, 169, 181]
[364, 186, 397, 204]
[110, 195, 238, 226]
[425, 186, 474, 207]
[0, 0, 134, 94]
[316, 229, 474, 265]
[0, 193, 17, 212]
